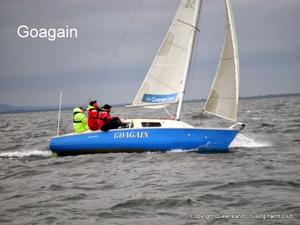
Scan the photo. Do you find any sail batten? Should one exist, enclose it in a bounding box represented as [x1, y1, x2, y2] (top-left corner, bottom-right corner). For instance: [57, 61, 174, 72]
[129, 0, 202, 111]
[177, 19, 199, 31]
[203, 0, 240, 122]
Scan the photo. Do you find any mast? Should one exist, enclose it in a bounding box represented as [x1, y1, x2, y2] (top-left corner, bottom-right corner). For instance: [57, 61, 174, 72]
[176, 0, 202, 120]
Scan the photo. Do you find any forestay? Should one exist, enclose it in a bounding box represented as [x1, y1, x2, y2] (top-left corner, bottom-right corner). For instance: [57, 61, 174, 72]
[129, 0, 202, 108]
[203, 0, 240, 122]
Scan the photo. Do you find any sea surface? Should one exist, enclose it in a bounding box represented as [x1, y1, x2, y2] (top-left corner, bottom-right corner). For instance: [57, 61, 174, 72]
[0, 96, 299, 225]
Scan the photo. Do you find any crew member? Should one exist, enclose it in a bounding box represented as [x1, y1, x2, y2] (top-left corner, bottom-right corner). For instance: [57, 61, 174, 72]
[73, 106, 89, 133]
[87, 100, 100, 131]
[99, 104, 126, 131]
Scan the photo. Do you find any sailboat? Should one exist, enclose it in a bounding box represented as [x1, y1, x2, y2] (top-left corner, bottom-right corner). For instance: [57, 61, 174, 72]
[49, 0, 245, 156]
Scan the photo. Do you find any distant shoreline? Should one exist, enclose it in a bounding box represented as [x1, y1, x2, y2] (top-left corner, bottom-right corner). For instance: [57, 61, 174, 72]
[184, 92, 300, 103]
[0, 92, 299, 114]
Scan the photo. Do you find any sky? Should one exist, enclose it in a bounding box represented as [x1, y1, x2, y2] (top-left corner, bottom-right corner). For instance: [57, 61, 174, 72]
[0, 0, 299, 107]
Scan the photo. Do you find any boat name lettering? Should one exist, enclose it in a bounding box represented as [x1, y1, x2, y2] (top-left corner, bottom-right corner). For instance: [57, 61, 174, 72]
[114, 131, 149, 139]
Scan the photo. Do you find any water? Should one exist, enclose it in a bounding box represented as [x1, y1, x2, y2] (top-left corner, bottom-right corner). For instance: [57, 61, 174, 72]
[0, 96, 299, 225]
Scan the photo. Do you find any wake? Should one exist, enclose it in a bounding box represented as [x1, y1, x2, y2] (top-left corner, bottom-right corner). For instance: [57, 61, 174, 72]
[230, 134, 271, 148]
[0, 150, 52, 158]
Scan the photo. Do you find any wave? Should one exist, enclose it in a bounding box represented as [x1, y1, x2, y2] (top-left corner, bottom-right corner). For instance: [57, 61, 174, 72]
[212, 179, 300, 190]
[111, 197, 193, 210]
[0, 150, 52, 158]
[230, 134, 271, 148]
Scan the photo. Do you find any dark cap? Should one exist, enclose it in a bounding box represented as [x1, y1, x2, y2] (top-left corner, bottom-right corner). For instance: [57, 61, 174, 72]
[102, 104, 112, 109]
[89, 100, 97, 106]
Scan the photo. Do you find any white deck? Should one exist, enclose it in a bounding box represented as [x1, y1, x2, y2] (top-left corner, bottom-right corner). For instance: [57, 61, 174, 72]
[123, 119, 193, 128]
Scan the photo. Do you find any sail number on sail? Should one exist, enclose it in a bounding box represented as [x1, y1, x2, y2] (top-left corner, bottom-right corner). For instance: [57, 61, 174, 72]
[185, 0, 195, 8]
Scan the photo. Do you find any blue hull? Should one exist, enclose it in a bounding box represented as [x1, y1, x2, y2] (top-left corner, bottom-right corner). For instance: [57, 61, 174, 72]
[49, 128, 239, 156]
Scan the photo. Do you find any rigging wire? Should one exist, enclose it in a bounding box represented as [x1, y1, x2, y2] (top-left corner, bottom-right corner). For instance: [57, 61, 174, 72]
[59, 0, 144, 135]
[86, 0, 144, 104]
[164, 107, 176, 120]
[185, 5, 203, 103]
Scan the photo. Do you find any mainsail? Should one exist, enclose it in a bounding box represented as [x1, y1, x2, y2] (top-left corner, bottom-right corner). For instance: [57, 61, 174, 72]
[128, 0, 202, 113]
[203, 0, 240, 122]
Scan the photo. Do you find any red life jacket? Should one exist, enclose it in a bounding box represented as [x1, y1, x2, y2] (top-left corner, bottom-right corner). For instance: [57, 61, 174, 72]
[88, 108, 99, 131]
[98, 110, 112, 129]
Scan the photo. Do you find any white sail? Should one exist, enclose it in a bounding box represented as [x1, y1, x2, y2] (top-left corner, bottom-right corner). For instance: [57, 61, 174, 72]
[203, 0, 240, 122]
[128, 0, 202, 110]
